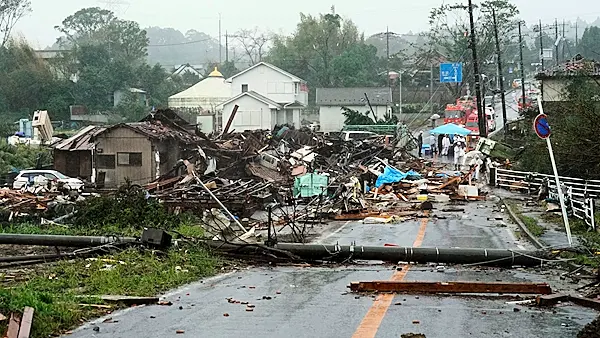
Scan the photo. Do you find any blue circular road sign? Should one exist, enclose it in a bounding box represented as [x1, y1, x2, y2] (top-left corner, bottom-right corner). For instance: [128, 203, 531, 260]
[533, 113, 551, 139]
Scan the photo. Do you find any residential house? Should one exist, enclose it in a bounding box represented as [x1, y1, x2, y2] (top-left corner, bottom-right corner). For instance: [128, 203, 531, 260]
[316, 87, 392, 133]
[536, 56, 600, 103]
[219, 62, 308, 131]
[52, 110, 202, 188]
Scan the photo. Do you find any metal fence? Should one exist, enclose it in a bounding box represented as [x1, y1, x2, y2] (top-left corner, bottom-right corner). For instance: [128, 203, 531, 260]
[491, 167, 598, 230]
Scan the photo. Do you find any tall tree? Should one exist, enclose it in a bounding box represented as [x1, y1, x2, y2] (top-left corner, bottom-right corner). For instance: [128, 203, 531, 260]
[424, 0, 519, 97]
[0, 0, 31, 47]
[580, 26, 600, 59]
[55, 7, 148, 62]
[231, 28, 271, 65]
[267, 12, 366, 101]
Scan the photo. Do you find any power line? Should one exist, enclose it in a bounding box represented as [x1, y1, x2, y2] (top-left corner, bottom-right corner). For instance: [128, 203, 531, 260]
[148, 37, 215, 47]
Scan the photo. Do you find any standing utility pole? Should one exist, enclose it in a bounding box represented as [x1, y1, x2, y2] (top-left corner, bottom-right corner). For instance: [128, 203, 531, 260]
[492, 8, 508, 134]
[518, 21, 527, 113]
[219, 13, 222, 64]
[562, 20, 566, 61]
[575, 22, 579, 53]
[539, 20, 544, 101]
[555, 18, 559, 66]
[225, 31, 229, 62]
[467, 0, 486, 137]
[386, 27, 391, 97]
[430, 64, 434, 115]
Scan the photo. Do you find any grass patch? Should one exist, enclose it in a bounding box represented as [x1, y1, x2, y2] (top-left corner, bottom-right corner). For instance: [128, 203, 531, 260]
[0, 188, 220, 338]
[520, 215, 545, 237]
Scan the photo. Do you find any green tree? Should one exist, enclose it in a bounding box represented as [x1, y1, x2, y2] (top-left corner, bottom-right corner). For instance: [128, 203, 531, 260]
[267, 12, 364, 97]
[55, 7, 148, 62]
[580, 26, 600, 59]
[330, 43, 379, 87]
[0, 0, 31, 47]
[424, 0, 519, 97]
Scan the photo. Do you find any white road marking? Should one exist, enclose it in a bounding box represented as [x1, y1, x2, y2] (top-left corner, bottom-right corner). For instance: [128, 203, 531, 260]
[505, 228, 526, 250]
[315, 221, 352, 244]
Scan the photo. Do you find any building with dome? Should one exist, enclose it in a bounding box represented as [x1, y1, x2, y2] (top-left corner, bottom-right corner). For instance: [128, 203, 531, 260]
[168, 67, 232, 133]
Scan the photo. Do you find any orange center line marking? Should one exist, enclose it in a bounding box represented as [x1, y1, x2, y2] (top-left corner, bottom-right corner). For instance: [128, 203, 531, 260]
[351, 213, 429, 338]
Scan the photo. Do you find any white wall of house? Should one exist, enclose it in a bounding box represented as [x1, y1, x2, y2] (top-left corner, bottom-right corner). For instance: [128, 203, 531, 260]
[222, 95, 275, 131]
[230, 64, 308, 105]
[319, 105, 389, 132]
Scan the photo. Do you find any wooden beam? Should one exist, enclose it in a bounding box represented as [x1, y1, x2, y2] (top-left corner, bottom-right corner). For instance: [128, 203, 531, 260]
[6, 313, 21, 338]
[349, 281, 552, 294]
[17, 307, 34, 338]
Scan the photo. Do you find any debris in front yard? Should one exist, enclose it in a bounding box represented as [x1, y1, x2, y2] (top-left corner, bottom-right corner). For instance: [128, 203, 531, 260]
[2, 307, 34, 338]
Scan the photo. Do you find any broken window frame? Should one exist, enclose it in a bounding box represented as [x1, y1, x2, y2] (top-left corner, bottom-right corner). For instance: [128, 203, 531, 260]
[96, 154, 116, 169]
[117, 152, 143, 167]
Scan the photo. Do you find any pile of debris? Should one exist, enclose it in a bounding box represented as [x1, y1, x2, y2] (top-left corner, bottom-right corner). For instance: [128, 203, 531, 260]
[0, 189, 82, 221]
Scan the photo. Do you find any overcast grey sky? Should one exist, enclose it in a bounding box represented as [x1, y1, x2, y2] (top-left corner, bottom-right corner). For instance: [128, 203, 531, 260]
[12, 0, 600, 48]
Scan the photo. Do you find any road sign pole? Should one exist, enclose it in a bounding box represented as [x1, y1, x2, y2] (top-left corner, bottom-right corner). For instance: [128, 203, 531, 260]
[545, 136, 572, 246]
[537, 97, 572, 246]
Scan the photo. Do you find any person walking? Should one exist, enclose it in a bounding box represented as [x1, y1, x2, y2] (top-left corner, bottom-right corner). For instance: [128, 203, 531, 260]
[441, 134, 451, 156]
[429, 133, 437, 157]
[454, 138, 466, 171]
[417, 131, 423, 158]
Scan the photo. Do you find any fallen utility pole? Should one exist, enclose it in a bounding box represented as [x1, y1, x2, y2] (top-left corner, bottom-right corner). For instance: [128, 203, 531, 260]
[537, 294, 600, 310]
[273, 243, 545, 267]
[0, 233, 136, 247]
[349, 281, 552, 294]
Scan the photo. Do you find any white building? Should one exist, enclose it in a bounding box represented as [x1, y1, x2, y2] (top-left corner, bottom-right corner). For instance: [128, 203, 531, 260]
[316, 87, 392, 132]
[168, 67, 232, 133]
[219, 62, 308, 131]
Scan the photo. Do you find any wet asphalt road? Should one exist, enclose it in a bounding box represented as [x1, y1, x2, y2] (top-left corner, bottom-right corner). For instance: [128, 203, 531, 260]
[66, 198, 597, 338]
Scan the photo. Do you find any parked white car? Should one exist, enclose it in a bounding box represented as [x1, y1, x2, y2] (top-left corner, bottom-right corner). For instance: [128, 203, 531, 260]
[12, 170, 84, 191]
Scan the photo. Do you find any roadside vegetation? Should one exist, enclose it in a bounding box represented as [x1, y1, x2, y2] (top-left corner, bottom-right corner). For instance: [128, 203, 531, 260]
[0, 187, 219, 337]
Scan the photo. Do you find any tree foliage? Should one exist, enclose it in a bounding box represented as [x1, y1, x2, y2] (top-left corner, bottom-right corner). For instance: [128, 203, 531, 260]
[580, 26, 600, 60]
[517, 66, 600, 179]
[0, 0, 31, 47]
[424, 0, 519, 97]
[342, 106, 398, 125]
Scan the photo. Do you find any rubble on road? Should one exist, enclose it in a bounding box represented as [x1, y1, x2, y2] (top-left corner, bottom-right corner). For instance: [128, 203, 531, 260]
[2, 125, 489, 243]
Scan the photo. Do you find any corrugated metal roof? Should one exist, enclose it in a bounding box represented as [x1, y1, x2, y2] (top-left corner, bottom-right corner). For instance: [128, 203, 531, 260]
[116, 121, 202, 145]
[537, 58, 600, 78]
[52, 126, 106, 151]
[316, 87, 391, 106]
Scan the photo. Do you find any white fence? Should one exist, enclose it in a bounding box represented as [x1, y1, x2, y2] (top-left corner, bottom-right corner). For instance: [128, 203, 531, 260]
[491, 168, 598, 230]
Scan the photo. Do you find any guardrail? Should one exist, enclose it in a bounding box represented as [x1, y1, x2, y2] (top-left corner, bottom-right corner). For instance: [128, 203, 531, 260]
[490, 167, 597, 230]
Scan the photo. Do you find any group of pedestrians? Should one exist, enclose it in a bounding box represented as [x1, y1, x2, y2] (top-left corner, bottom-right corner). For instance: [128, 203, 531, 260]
[416, 132, 467, 171]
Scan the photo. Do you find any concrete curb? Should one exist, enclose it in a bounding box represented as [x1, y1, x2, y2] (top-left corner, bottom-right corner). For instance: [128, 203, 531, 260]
[502, 199, 546, 249]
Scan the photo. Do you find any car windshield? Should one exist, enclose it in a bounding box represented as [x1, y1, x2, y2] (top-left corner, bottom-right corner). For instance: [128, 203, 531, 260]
[46, 171, 68, 179]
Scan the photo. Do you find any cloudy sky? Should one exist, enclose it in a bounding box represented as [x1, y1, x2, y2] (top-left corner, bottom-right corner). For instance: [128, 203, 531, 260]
[12, 0, 600, 48]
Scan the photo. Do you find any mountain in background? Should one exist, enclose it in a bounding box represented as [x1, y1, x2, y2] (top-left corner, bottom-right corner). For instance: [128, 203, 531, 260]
[145, 27, 226, 69]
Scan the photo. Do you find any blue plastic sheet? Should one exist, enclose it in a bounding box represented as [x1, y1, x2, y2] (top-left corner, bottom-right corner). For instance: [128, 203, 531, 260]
[375, 167, 421, 188]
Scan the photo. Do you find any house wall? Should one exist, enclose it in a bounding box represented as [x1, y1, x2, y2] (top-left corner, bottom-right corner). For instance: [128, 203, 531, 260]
[155, 139, 181, 178]
[231, 64, 308, 105]
[319, 105, 389, 133]
[54, 150, 93, 180]
[95, 127, 153, 188]
[222, 95, 274, 131]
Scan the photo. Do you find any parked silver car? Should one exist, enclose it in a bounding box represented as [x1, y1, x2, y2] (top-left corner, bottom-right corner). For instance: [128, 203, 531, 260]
[12, 170, 84, 191]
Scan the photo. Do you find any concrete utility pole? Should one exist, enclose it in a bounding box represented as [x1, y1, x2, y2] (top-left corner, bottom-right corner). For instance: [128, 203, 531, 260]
[539, 20, 545, 101]
[518, 21, 527, 112]
[562, 20, 566, 61]
[219, 13, 222, 64]
[386, 26, 391, 97]
[492, 8, 508, 134]
[430, 64, 434, 115]
[225, 31, 229, 62]
[467, 0, 486, 137]
[575, 22, 579, 53]
[555, 18, 559, 66]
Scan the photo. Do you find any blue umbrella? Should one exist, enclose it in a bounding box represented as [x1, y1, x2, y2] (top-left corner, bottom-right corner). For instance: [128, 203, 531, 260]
[429, 123, 472, 136]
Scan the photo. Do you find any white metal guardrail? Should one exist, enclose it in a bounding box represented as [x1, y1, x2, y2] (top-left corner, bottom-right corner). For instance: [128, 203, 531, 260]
[491, 167, 597, 230]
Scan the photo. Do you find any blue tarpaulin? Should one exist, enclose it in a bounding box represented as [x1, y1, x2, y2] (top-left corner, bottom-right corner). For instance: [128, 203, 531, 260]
[375, 167, 421, 188]
[430, 123, 472, 136]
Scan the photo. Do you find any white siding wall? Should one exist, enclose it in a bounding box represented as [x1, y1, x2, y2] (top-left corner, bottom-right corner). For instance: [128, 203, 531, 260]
[222, 95, 273, 131]
[231, 64, 307, 105]
[319, 105, 389, 132]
